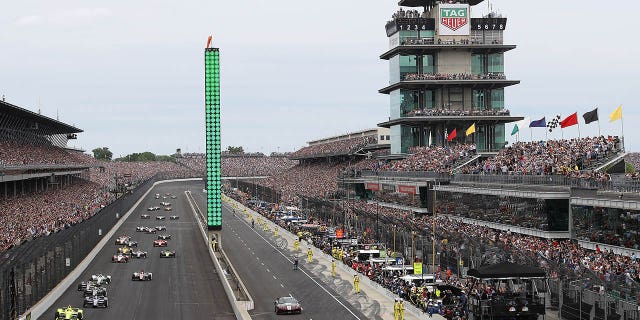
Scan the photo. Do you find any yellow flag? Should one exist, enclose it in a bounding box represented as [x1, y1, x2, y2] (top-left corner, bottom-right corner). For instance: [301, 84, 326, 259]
[609, 105, 622, 122]
[465, 123, 476, 136]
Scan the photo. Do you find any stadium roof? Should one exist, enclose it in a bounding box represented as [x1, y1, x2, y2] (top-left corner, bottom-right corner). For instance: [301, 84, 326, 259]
[399, 0, 485, 7]
[0, 100, 83, 134]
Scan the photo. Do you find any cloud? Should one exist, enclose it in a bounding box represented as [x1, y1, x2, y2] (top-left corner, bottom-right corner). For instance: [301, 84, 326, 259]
[15, 15, 42, 26]
[15, 8, 112, 27]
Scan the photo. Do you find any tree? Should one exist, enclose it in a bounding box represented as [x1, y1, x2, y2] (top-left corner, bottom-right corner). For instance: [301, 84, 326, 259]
[227, 146, 244, 154]
[92, 147, 113, 161]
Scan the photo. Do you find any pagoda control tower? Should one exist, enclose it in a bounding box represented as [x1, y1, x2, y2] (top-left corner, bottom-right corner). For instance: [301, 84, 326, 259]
[379, 0, 523, 154]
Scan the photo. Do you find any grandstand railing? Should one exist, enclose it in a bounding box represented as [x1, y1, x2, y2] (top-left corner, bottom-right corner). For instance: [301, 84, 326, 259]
[359, 170, 640, 192]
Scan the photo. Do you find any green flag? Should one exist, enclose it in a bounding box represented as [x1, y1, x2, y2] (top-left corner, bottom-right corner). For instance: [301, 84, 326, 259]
[511, 123, 519, 136]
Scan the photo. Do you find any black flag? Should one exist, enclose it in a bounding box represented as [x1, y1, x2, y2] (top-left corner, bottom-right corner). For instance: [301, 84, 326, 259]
[583, 108, 599, 124]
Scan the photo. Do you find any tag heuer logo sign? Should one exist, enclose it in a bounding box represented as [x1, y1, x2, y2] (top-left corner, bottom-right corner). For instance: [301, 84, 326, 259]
[440, 7, 468, 31]
[439, 4, 470, 35]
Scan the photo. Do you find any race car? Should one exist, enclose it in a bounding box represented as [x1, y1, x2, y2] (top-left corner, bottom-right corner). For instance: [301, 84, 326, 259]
[156, 216, 166, 220]
[147, 206, 160, 211]
[155, 193, 160, 199]
[157, 234, 171, 240]
[136, 226, 156, 233]
[274, 296, 302, 314]
[55, 306, 83, 319]
[112, 253, 129, 263]
[115, 235, 131, 245]
[141, 214, 151, 219]
[160, 250, 176, 258]
[160, 202, 171, 207]
[120, 239, 138, 247]
[169, 215, 179, 220]
[84, 295, 108, 308]
[164, 207, 173, 211]
[153, 239, 168, 247]
[170, 195, 177, 199]
[132, 270, 153, 281]
[118, 246, 133, 255]
[155, 226, 167, 231]
[90, 274, 111, 286]
[131, 250, 148, 259]
[83, 285, 107, 297]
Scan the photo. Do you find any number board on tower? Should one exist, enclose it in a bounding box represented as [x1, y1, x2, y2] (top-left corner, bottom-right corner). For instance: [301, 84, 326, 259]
[386, 18, 435, 36]
[470, 18, 507, 31]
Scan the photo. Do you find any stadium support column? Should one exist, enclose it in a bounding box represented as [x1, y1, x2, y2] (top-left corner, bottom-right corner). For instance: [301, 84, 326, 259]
[205, 44, 222, 230]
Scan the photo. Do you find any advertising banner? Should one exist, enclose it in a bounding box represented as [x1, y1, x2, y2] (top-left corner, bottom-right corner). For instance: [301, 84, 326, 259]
[439, 3, 470, 36]
[365, 182, 380, 191]
[398, 185, 417, 195]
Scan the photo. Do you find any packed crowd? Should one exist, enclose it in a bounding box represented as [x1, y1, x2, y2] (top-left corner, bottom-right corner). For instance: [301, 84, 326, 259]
[0, 141, 97, 166]
[459, 136, 622, 177]
[0, 181, 112, 252]
[1, 153, 198, 253]
[403, 73, 506, 81]
[381, 144, 476, 173]
[261, 162, 349, 204]
[291, 136, 376, 158]
[221, 156, 297, 177]
[626, 153, 640, 179]
[406, 108, 510, 117]
[390, 8, 426, 20]
[229, 185, 640, 319]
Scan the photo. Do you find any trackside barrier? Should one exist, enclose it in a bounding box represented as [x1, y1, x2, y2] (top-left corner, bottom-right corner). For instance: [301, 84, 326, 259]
[185, 191, 252, 320]
[223, 196, 435, 320]
[19, 178, 199, 320]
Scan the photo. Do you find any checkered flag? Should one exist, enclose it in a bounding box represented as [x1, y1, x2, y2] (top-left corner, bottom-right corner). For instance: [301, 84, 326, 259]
[547, 115, 561, 132]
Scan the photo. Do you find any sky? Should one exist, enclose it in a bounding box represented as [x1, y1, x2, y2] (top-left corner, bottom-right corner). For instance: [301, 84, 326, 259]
[0, 0, 638, 156]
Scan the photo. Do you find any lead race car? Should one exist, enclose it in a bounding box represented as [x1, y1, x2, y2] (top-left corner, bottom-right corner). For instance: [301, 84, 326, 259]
[132, 270, 153, 281]
[83, 294, 108, 308]
[55, 305, 84, 320]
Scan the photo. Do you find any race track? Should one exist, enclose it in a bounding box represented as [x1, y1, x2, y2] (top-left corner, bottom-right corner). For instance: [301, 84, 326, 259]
[43, 181, 234, 320]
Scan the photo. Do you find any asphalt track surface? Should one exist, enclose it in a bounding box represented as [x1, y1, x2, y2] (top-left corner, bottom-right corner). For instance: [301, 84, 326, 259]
[44, 181, 235, 320]
[188, 186, 369, 320]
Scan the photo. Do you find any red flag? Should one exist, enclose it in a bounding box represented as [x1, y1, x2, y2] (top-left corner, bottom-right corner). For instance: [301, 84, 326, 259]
[447, 128, 457, 142]
[560, 112, 578, 128]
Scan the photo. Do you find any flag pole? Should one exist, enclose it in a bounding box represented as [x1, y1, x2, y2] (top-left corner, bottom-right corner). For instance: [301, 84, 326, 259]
[577, 121, 581, 139]
[597, 108, 601, 137]
[621, 111, 625, 152]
